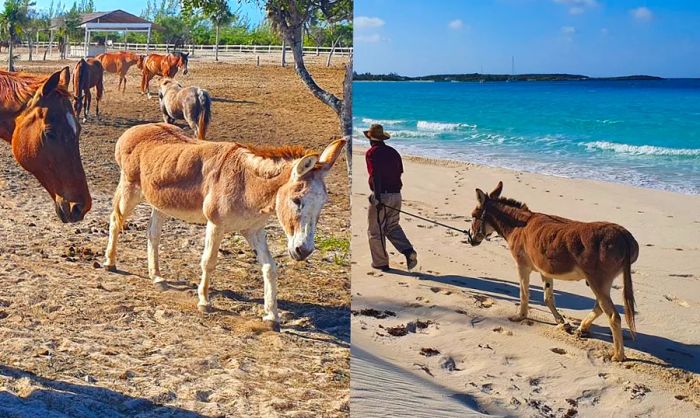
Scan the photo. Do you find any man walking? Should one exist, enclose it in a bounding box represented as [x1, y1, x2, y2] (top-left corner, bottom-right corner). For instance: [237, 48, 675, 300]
[364, 124, 418, 271]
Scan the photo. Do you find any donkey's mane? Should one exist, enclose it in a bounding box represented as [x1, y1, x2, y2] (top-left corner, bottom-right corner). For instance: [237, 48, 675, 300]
[244, 144, 313, 160]
[494, 196, 529, 211]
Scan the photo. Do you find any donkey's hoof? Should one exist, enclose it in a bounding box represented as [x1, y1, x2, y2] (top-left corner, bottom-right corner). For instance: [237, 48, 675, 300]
[556, 322, 574, 334]
[612, 353, 626, 362]
[153, 281, 168, 291]
[508, 314, 527, 322]
[197, 304, 212, 314]
[104, 264, 117, 273]
[574, 329, 590, 339]
[263, 319, 281, 332]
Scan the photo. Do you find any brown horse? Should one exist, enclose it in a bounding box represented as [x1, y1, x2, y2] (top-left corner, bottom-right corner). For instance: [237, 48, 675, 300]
[469, 182, 639, 362]
[73, 58, 105, 122]
[96, 51, 144, 93]
[0, 68, 91, 222]
[104, 123, 345, 328]
[140, 52, 189, 98]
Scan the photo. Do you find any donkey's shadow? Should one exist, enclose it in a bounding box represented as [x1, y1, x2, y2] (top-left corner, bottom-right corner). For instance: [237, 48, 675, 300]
[389, 269, 698, 374]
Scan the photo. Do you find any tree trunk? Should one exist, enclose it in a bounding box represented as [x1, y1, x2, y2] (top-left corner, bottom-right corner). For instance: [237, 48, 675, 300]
[326, 36, 340, 67]
[215, 24, 220, 61]
[340, 56, 353, 173]
[27, 35, 33, 61]
[8, 38, 14, 72]
[283, 25, 349, 174]
[44, 30, 54, 60]
[281, 39, 286, 67]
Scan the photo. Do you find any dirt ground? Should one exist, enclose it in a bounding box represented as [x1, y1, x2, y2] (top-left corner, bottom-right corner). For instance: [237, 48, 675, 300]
[0, 58, 350, 417]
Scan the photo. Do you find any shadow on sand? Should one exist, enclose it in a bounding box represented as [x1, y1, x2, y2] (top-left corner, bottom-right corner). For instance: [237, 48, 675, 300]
[0, 365, 204, 418]
[382, 268, 699, 374]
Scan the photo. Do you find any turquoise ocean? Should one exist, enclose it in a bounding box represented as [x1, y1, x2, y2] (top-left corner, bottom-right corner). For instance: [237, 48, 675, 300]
[353, 80, 700, 194]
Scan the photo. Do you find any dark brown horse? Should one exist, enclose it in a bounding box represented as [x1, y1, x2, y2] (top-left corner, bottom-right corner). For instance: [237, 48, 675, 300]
[0, 68, 92, 222]
[140, 52, 189, 98]
[73, 58, 105, 122]
[96, 51, 144, 93]
[470, 182, 639, 362]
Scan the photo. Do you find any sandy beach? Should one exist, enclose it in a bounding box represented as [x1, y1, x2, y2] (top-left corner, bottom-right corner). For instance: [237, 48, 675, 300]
[351, 147, 700, 417]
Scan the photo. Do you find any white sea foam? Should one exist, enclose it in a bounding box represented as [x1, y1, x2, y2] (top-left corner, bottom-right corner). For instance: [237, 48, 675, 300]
[416, 121, 476, 131]
[361, 118, 406, 127]
[583, 141, 700, 157]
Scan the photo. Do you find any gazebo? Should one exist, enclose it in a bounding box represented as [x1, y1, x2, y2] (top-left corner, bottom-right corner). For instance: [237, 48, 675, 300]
[50, 10, 158, 58]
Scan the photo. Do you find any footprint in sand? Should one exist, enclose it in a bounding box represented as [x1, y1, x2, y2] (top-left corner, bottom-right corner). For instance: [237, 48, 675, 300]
[550, 347, 567, 355]
[493, 326, 514, 336]
[664, 294, 690, 307]
[420, 347, 440, 357]
[472, 294, 494, 308]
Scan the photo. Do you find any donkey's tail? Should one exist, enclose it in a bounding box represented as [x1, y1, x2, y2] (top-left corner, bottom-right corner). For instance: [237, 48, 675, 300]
[622, 234, 637, 339]
[196, 89, 211, 140]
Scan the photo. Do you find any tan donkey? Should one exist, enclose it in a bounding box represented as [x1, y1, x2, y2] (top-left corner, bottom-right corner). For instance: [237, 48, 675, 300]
[469, 182, 639, 361]
[104, 123, 346, 329]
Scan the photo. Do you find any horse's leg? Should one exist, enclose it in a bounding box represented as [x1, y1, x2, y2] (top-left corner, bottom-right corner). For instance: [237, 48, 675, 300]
[197, 221, 224, 313]
[104, 176, 142, 272]
[140, 72, 147, 95]
[590, 280, 625, 361]
[183, 106, 197, 138]
[575, 301, 602, 338]
[145, 74, 154, 99]
[82, 90, 91, 123]
[244, 228, 279, 329]
[541, 275, 566, 325]
[147, 208, 167, 289]
[95, 82, 103, 120]
[509, 264, 532, 321]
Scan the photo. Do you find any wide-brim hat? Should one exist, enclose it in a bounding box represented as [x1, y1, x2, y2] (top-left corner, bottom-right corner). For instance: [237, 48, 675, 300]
[363, 124, 390, 141]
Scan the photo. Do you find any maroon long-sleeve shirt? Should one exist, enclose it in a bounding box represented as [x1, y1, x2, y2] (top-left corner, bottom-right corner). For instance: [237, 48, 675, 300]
[365, 141, 403, 193]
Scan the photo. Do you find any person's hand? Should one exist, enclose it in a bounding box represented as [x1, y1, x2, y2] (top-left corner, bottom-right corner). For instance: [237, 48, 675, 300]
[369, 193, 383, 208]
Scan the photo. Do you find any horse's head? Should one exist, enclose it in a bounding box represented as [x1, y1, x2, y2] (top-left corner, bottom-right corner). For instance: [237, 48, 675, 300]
[12, 68, 91, 223]
[176, 52, 189, 75]
[276, 139, 346, 261]
[137, 54, 146, 70]
[470, 181, 503, 246]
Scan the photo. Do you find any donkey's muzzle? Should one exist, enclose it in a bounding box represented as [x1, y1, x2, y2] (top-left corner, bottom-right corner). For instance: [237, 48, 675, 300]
[290, 245, 314, 261]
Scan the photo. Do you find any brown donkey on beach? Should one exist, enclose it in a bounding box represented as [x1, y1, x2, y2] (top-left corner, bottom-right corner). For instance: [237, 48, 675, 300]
[103, 123, 346, 329]
[469, 182, 639, 361]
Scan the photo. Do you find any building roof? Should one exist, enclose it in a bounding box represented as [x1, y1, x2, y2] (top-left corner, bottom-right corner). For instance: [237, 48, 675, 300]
[50, 10, 162, 31]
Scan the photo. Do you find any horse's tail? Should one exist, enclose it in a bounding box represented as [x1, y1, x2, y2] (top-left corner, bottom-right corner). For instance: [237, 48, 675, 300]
[73, 58, 86, 97]
[621, 229, 638, 339]
[197, 89, 211, 140]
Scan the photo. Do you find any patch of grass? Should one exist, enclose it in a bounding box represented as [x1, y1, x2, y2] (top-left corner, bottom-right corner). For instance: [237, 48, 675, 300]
[316, 235, 350, 266]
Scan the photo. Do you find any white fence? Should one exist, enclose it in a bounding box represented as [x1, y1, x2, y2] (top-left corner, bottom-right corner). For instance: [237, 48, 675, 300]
[25, 41, 352, 58]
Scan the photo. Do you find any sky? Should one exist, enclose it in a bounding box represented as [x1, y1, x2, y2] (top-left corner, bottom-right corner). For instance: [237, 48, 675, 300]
[31, 0, 265, 26]
[354, 0, 700, 77]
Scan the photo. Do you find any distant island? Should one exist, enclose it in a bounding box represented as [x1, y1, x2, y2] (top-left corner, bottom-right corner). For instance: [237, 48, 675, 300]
[353, 72, 664, 82]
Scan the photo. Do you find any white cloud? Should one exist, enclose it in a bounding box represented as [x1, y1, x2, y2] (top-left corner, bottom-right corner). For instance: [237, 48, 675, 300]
[355, 16, 385, 29]
[561, 26, 576, 35]
[630, 6, 653, 22]
[554, 0, 598, 14]
[355, 34, 382, 43]
[448, 19, 464, 30]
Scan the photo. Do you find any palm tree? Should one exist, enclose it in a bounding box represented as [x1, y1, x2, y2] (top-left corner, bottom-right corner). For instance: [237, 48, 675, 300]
[202, 0, 232, 61]
[1, 0, 33, 71]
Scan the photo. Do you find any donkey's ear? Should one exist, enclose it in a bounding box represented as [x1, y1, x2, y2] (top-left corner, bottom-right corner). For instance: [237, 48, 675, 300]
[40, 69, 63, 97]
[476, 188, 488, 205]
[293, 154, 319, 180]
[318, 138, 347, 171]
[489, 181, 503, 199]
[58, 66, 70, 89]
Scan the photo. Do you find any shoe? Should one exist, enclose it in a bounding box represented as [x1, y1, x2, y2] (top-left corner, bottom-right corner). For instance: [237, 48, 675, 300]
[372, 265, 390, 272]
[405, 251, 418, 270]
